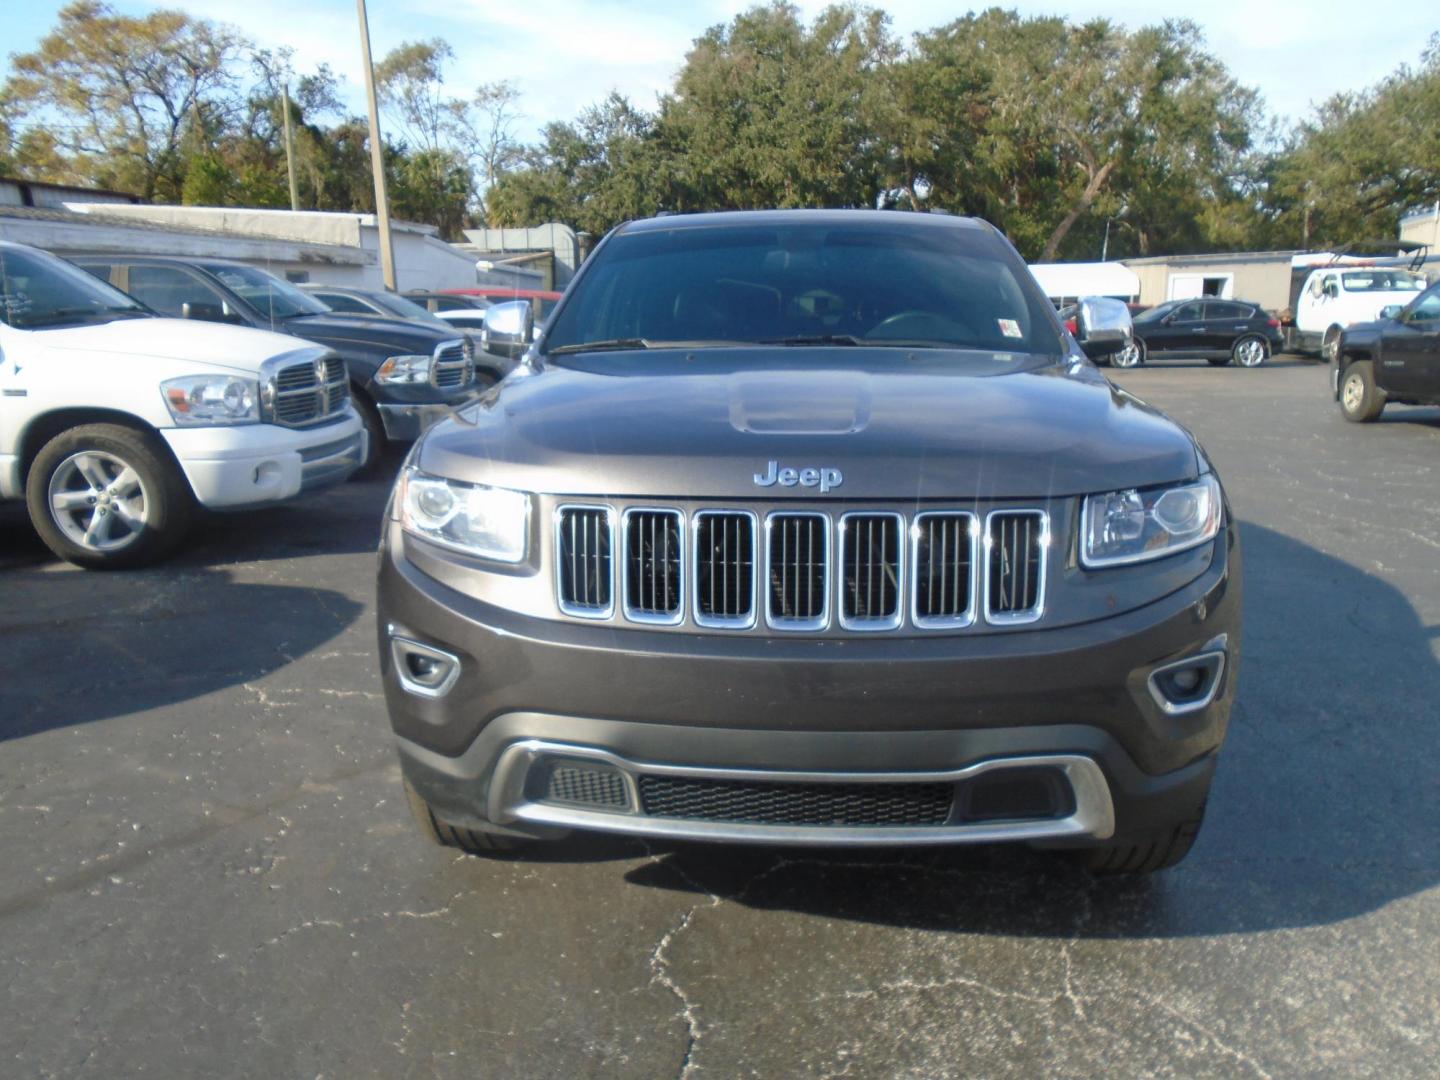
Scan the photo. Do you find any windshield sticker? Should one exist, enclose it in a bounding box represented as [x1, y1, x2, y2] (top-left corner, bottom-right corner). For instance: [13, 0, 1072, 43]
[997, 318, 1022, 338]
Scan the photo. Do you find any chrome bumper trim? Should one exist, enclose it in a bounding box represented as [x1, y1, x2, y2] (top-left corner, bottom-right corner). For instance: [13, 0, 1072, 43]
[487, 739, 1115, 846]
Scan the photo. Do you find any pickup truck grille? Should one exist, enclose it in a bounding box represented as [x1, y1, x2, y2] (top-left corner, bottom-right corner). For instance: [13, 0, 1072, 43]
[267, 352, 349, 428]
[553, 504, 1050, 633]
[431, 340, 474, 389]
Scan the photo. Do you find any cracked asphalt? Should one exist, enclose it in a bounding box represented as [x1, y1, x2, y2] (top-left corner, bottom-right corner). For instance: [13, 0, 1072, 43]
[2, 356, 1438, 1079]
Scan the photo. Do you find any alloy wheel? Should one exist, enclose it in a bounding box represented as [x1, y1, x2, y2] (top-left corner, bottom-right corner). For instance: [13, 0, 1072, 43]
[1114, 342, 1142, 368]
[1235, 338, 1266, 367]
[46, 450, 151, 552]
[1341, 372, 1365, 414]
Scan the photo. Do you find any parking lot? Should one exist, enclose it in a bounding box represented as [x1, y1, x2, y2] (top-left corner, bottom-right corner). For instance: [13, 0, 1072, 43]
[2, 356, 1437, 1079]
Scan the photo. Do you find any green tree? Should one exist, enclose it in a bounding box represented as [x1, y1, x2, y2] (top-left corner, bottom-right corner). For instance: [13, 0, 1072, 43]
[3, 1, 246, 200]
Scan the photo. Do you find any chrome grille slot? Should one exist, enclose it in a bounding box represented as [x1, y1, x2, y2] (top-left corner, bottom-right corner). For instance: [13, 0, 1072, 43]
[431, 339, 473, 389]
[767, 512, 828, 630]
[839, 512, 902, 630]
[638, 775, 954, 827]
[693, 511, 756, 628]
[913, 512, 976, 627]
[623, 509, 683, 624]
[556, 506, 613, 617]
[986, 510, 1046, 624]
[266, 352, 349, 428]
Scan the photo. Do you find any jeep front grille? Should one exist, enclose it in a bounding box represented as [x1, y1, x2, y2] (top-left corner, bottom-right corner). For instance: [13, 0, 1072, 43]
[913, 512, 976, 627]
[556, 506, 613, 617]
[839, 512, 902, 629]
[694, 511, 756, 627]
[431, 339, 473, 389]
[986, 511, 1046, 623]
[552, 505, 1048, 632]
[767, 512, 828, 629]
[638, 775, 954, 827]
[266, 352, 349, 428]
[623, 509, 683, 623]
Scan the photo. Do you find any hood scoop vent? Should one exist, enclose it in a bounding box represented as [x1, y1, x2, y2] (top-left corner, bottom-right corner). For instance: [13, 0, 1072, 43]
[729, 374, 870, 435]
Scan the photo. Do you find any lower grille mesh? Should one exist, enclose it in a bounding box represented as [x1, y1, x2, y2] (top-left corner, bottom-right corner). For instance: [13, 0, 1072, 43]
[544, 764, 629, 808]
[638, 776, 954, 827]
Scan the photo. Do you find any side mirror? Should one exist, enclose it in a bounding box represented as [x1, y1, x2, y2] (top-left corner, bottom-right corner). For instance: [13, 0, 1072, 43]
[1075, 296, 1133, 359]
[1379, 304, 1404, 321]
[480, 300, 534, 360]
[181, 300, 230, 322]
[1324, 281, 1339, 299]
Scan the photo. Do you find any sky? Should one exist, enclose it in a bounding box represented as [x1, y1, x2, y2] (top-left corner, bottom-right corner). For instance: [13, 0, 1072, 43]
[5, 1, 1435, 141]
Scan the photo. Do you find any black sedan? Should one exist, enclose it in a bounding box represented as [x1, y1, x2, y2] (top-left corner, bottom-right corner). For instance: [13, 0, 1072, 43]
[1112, 298, 1283, 369]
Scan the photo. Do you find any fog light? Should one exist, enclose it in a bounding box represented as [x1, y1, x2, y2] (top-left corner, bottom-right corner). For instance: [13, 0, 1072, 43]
[1147, 646, 1226, 716]
[389, 634, 461, 699]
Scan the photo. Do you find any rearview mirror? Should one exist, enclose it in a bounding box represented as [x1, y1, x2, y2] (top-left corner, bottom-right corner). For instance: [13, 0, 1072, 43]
[1075, 297, 1133, 359]
[480, 300, 533, 360]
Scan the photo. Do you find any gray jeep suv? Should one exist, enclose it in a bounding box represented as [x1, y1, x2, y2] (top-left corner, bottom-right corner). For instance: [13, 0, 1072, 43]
[377, 210, 1242, 873]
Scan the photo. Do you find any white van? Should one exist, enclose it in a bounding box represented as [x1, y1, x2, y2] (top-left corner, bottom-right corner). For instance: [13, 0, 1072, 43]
[0, 241, 365, 568]
[1293, 265, 1427, 361]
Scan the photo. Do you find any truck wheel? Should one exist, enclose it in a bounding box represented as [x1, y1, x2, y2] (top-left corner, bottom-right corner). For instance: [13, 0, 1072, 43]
[1112, 339, 1145, 368]
[1231, 335, 1268, 367]
[1321, 325, 1343, 364]
[1075, 811, 1205, 875]
[1339, 361, 1385, 422]
[350, 391, 385, 480]
[26, 423, 194, 569]
[403, 776, 529, 856]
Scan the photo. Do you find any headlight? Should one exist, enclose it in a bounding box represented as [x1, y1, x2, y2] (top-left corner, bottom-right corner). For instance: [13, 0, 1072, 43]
[1081, 474, 1222, 568]
[376, 354, 433, 385]
[161, 375, 260, 425]
[399, 468, 529, 562]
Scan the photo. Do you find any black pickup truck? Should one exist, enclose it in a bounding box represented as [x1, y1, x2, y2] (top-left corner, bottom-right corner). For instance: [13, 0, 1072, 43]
[376, 209, 1243, 874]
[1334, 279, 1440, 421]
[73, 255, 490, 467]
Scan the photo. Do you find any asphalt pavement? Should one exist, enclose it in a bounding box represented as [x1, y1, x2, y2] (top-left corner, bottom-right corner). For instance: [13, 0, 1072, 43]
[2, 355, 1437, 1079]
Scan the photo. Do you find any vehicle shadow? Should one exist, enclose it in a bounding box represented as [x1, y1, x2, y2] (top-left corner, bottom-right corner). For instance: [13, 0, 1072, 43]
[533, 521, 1439, 938]
[0, 560, 363, 742]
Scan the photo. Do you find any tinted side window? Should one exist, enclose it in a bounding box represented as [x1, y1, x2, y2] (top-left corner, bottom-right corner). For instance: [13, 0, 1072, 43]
[1409, 289, 1440, 323]
[1206, 302, 1251, 320]
[431, 296, 474, 311]
[315, 292, 372, 314]
[127, 266, 224, 319]
[1173, 301, 1206, 322]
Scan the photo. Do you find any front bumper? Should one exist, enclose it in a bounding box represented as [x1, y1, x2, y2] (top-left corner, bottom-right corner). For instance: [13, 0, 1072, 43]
[163, 412, 364, 508]
[380, 521, 1240, 847]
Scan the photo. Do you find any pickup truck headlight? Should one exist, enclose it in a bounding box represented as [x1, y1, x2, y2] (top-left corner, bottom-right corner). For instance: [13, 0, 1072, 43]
[1081, 474, 1222, 568]
[376, 354, 433, 385]
[399, 468, 529, 562]
[160, 375, 260, 425]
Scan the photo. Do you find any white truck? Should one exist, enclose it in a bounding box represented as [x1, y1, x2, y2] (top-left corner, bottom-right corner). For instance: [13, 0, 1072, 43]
[0, 241, 365, 568]
[1289, 264, 1428, 361]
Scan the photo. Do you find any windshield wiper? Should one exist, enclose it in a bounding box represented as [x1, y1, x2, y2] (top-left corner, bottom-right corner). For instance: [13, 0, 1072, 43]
[547, 338, 653, 355]
[17, 306, 148, 328]
[757, 334, 864, 346]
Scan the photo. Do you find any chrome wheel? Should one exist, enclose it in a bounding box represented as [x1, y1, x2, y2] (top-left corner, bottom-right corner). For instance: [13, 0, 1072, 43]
[1234, 337, 1267, 367]
[1341, 371, 1365, 413]
[1113, 342, 1143, 368]
[47, 450, 150, 552]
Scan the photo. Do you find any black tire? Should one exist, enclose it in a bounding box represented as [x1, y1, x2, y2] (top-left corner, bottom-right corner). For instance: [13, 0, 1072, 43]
[26, 423, 194, 569]
[1231, 334, 1268, 368]
[403, 776, 529, 855]
[1207, 356, 1231, 367]
[350, 391, 386, 480]
[1321, 325, 1343, 364]
[1076, 812, 1205, 875]
[1338, 361, 1385, 422]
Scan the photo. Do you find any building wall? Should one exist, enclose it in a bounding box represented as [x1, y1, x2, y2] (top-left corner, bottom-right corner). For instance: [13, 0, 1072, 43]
[1124, 256, 1295, 311]
[1400, 207, 1440, 249]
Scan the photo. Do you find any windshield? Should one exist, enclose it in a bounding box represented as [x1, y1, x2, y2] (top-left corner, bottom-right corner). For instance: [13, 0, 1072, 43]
[201, 263, 330, 320]
[0, 246, 149, 330]
[1341, 270, 1425, 292]
[543, 218, 1063, 360]
[372, 292, 452, 326]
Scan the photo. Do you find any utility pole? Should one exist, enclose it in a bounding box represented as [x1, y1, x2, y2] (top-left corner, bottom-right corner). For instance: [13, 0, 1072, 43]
[356, 0, 397, 290]
[1101, 218, 1111, 262]
[280, 82, 300, 212]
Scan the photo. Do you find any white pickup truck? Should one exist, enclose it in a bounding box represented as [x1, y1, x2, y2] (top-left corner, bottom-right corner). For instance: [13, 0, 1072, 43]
[0, 241, 365, 568]
[1291, 265, 1427, 361]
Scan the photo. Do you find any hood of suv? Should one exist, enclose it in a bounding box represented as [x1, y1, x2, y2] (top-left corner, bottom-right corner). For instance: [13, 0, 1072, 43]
[34, 317, 310, 374]
[418, 352, 1201, 499]
[279, 313, 463, 353]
